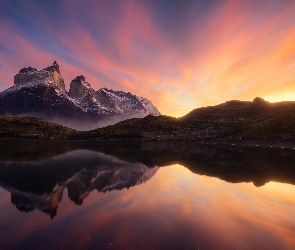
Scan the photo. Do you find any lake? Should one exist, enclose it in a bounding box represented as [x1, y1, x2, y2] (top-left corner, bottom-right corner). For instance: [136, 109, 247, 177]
[0, 140, 295, 249]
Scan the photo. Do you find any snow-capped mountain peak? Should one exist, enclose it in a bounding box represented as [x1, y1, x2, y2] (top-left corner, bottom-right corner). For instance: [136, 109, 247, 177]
[95, 87, 161, 116]
[13, 61, 66, 94]
[0, 61, 161, 130]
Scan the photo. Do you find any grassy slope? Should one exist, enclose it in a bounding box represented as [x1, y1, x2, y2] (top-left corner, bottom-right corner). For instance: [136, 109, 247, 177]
[0, 117, 75, 139]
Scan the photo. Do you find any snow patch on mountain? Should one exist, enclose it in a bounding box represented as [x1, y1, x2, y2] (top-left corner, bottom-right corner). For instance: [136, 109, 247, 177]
[97, 88, 161, 116]
[0, 81, 49, 97]
[0, 61, 161, 129]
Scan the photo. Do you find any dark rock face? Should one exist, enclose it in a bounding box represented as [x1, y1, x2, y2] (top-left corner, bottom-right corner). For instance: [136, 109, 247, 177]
[0, 84, 96, 129]
[14, 61, 66, 94]
[42, 60, 60, 74]
[19, 66, 37, 74]
[0, 62, 161, 130]
[68, 75, 95, 101]
[253, 97, 267, 104]
[252, 97, 269, 108]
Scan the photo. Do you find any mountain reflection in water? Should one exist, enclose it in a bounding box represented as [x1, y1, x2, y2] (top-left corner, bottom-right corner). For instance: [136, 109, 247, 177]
[0, 150, 158, 218]
[0, 141, 295, 249]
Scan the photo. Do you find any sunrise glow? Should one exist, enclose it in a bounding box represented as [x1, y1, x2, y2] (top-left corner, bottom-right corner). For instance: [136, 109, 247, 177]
[1, 0, 295, 117]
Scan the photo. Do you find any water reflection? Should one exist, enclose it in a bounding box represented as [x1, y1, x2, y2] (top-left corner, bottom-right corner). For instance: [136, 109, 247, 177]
[2, 140, 295, 186]
[0, 150, 158, 218]
[0, 141, 295, 249]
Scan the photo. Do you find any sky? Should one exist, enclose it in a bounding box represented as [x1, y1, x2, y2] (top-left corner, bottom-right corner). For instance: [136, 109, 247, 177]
[1, 0, 295, 117]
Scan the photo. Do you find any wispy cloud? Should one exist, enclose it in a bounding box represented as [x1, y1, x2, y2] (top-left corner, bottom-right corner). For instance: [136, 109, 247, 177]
[1, 0, 295, 116]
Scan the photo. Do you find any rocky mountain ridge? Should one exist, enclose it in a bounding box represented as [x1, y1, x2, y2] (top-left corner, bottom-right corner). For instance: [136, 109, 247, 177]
[0, 61, 160, 130]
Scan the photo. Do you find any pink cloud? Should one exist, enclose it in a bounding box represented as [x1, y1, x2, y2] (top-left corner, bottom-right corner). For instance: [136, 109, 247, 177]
[1, 0, 295, 116]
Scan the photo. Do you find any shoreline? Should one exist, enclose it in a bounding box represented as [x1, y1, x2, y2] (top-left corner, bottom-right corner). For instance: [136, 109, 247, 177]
[2, 138, 295, 150]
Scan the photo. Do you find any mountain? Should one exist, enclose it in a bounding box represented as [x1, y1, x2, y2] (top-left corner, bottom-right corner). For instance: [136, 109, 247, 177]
[0, 61, 160, 130]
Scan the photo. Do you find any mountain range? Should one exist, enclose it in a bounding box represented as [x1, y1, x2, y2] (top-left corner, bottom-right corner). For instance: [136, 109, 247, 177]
[0, 61, 160, 130]
[1, 61, 295, 142]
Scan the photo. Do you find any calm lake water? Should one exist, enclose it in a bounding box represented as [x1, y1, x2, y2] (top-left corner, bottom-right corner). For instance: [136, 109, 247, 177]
[1, 140, 295, 250]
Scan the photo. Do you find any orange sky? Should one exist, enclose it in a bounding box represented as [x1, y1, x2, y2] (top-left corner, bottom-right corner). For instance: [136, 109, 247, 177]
[1, 0, 295, 117]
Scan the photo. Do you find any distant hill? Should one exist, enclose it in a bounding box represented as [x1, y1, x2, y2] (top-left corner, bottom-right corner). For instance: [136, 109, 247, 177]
[78, 97, 295, 141]
[1, 97, 295, 142]
[0, 117, 74, 139]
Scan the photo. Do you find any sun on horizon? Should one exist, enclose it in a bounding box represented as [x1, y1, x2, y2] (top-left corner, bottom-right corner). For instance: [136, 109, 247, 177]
[1, 0, 295, 117]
